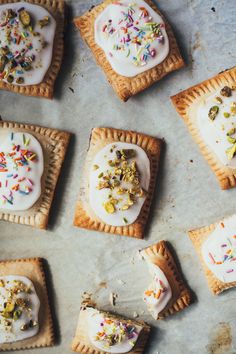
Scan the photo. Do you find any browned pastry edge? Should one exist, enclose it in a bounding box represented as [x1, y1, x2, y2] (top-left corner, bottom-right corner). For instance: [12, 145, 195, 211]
[141, 240, 192, 319]
[171, 66, 236, 190]
[73, 127, 162, 239]
[0, 0, 64, 99]
[71, 305, 150, 354]
[0, 257, 55, 351]
[74, 0, 184, 101]
[0, 120, 70, 229]
[188, 220, 236, 295]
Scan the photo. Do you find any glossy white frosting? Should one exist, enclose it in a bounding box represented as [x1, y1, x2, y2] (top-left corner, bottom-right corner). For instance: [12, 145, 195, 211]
[0, 276, 40, 344]
[0, 131, 44, 211]
[94, 0, 169, 77]
[197, 89, 236, 167]
[86, 307, 142, 353]
[202, 215, 236, 283]
[0, 2, 56, 86]
[89, 142, 150, 226]
[142, 258, 172, 319]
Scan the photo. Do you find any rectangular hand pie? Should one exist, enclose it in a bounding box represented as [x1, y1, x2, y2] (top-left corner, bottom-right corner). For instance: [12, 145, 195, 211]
[0, 0, 64, 99]
[74, 127, 162, 238]
[74, 0, 184, 101]
[0, 257, 55, 351]
[71, 304, 150, 354]
[140, 240, 192, 319]
[171, 67, 236, 190]
[189, 214, 236, 295]
[0, 120, 70, 229]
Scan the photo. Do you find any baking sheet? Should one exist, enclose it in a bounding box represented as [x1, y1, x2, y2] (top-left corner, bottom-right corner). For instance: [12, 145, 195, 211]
[1, 0, 236, 353]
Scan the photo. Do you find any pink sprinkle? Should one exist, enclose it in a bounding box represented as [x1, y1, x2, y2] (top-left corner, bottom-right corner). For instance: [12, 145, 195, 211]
[226, 269, 234, 273]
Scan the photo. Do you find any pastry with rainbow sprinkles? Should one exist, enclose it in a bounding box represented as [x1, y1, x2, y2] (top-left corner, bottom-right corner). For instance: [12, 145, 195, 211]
[0, 0, 64, 98]
[0, 120, 70, 229]
[189, 214, 236, 295]
[74, 0, 184, 101]
[74, 127, 162, 238]
[71, 304, 150, 354]
[0, 132, 43, 211]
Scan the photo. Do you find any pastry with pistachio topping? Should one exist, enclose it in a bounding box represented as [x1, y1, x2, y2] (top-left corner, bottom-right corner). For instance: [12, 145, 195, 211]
[0, 276, 40, 344]
[171, 66, 236, 190]
[74, 127, 162, 238]
[0, 257, 55, 351]
[0, 1, 64, 98]
[71, 304, 150, 354]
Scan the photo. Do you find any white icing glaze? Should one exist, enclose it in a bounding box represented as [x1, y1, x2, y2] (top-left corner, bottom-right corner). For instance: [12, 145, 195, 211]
[86, 307, 142, 353]
[0, 2, 56, 86]
[0, 131, 44, 211]
[94, 0, 169, 77]
[142, 256, 172, 319]
[197, 89, 236, 167]
[89, 142, 150, 226]
[202, 215, 236, 283]
[0, 275, 40, 344]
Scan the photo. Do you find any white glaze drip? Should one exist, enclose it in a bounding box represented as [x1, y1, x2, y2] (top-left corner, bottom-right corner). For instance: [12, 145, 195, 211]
[0, 276, 40, 344]
[202, 215, 236, 283]
[94, 0, 169, 77]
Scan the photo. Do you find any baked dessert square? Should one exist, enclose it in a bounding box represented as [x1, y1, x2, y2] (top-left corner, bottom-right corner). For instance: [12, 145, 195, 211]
[0, 0, 64, 99]
[74, 0, 184, 101]
[74, 127, 162, 238]
[171, 67, 236, 190]
[71, 303, 150, 354]
[0, 120, 70, 229]
[189, 214, 236, 295]
[0, 257, 55, 351]
[140, 240, 192, 319]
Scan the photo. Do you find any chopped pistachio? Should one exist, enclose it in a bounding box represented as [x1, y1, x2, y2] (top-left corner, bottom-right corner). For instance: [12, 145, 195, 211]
[104, 201, 115, 214]
[13, 309, 22, 321]
[226, 144, 236, 160]
[29, 320, 38, 327]
[6, 75, 14, 83]
[16, 77, 24, 84]
[224, 112, 231, 118]
[227, 128, 236, 136]
[38, 16, 50, 28]
[123, 217, 128, 224]
[121, 205, 130, 211]
[98, 172, 104, 178]
[19, 10, 31, 27]
[93, 164, 99, 170]
[0, 55, 7, 72]
[220, 86, 232, 97]
[0, 280, 4, 287]
[208, 106, 219, 120]
[4, 302, 15, 313]
[20, 323, 29, 331]
[231, 102, 236, 115]
[215, 96, 223, 104]
[227, 137, 236, 144]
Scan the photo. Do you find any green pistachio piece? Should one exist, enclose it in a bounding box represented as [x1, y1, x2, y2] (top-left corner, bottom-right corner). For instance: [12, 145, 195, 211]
[227, 128, 236, 136]
[116, 149, 136, 160]
[0, 55, 7, 72]
[220, 86, 232, 97]
[38, 16, 50, 28]
[226, 144, 236, 160]
[4, 302, 15, 313]
[208, 106, 219, 120]
[6, 75, 14, 83]
[16, 77, 24, 84]
[19, 10, 31, 27]
[227, 137, 236, 144]
[20, 323, 29, 331]
[104, 201, 115, 214]
[224, 112, 230, 118]
[215, 96, 223, 104]
[13, 309, 22, 321]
